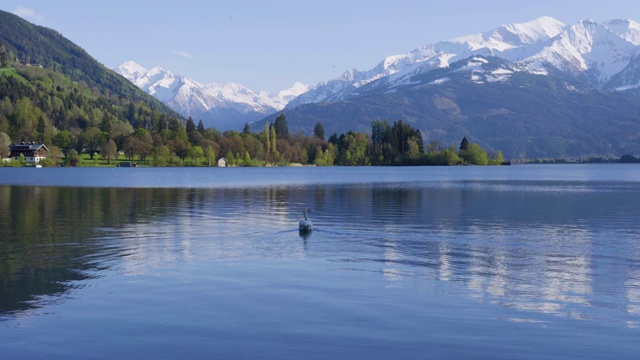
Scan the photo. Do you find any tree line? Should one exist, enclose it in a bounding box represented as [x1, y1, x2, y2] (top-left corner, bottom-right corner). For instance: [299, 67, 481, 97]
[2, 110, 503, 167]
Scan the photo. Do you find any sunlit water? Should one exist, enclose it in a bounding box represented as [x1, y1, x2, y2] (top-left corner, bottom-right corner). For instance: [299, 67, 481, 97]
[1, 165, 639, 359]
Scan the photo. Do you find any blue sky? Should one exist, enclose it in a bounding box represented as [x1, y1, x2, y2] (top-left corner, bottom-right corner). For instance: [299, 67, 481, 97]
[3, 1, 640, 92]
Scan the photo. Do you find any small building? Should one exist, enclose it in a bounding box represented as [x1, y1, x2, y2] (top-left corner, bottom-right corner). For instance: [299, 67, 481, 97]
[9, 142, 49, 164]
[217, 157, 227, 167]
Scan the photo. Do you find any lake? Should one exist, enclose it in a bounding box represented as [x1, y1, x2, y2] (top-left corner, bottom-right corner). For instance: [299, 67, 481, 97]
[1, 165, 639, 359]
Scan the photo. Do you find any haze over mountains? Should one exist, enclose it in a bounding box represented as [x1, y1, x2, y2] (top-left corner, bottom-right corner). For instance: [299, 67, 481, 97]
[116, 16, 640, 158]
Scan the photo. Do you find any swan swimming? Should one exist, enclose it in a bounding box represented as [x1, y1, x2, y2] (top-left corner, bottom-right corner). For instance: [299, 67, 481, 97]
[299, 208, 313, 232]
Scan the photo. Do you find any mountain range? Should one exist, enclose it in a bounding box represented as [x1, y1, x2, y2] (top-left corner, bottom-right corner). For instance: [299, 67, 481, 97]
[285, 16, 640, 108]
[117, 16, 640, 158]
[115, 61, 308, 131]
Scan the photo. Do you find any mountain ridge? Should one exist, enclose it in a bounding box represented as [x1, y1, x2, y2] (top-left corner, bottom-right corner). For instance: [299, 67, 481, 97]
[114, 61, 308, 131]
[286, 16, 640, 109]
[255, 54, 640, 159]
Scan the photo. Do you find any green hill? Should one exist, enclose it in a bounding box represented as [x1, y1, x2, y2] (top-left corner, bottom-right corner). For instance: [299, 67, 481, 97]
[0, 9, 182, 146]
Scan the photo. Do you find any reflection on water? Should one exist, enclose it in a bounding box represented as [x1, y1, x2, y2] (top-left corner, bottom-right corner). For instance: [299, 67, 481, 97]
[1, 173, 640, 358]
[1, 181, 639, 325]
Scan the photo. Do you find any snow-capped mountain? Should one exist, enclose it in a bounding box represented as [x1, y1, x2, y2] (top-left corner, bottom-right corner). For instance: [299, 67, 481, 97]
[286, 16, 640, 109]
[117, 16, 640, 130]
[114, 61, 308, 130]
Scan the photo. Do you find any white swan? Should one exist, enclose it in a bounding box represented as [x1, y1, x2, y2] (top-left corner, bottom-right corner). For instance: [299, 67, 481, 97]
[299, 208, 313, 232]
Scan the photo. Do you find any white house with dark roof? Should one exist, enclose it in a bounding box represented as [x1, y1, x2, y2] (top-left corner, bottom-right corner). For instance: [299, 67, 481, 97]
[8, 142, 49, 164]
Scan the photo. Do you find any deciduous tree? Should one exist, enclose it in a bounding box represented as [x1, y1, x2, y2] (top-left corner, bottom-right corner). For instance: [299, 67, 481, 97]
[82, 127, 105, 160]
[460, 143, 488, 165]
[0, 132, 10, 158]
[53, 130, 74, 158]
[101, 139, 118, 164]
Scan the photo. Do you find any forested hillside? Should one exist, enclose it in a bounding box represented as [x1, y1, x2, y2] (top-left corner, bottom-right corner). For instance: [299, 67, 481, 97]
[0, 10, 174, 109]
[0, 10, 182, 145]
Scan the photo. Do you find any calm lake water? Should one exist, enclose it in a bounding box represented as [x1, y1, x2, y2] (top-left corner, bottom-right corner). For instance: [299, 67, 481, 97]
[1, 165, 639, 359]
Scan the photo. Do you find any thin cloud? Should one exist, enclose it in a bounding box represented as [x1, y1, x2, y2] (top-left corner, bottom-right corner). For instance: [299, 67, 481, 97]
[13, 6, 45, 22]
[174, 51, 193, 59]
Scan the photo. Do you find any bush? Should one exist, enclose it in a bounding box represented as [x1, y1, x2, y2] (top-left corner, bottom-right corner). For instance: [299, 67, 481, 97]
[39, 158, 58, 167]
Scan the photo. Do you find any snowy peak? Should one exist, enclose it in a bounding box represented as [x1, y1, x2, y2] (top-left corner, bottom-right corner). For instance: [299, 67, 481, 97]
[498, 16, 567, 44]
[454, 16, 566, 50]
[287, 16, 570, 109]
[131, 66, 187, 103]
[115, 60, 148, 81]
[287, 16, 640, 109]
[114, 62, 308, 130]
[604, 19, 640, 45]
[116, 16, 640, 126]
[524, 19, 639, 83]
[271, 82, 310, 105]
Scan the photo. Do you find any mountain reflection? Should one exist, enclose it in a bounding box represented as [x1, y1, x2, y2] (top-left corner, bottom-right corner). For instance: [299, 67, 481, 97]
[1, 181, 639, 324]
[0, 187, 183, 315]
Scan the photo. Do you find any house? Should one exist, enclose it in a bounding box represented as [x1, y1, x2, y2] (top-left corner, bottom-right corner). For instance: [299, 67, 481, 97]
[9, 142, 49, 164]
[217, 157, 227, 167]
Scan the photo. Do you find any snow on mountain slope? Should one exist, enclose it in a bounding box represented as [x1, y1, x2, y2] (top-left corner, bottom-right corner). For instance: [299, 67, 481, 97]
[287, 17, 567, 108]
[114, 61, 308, 130]
[287, 17, 640, 109]
[116, 62, 197, 104]
[117, 16, 640, 125]
[116, 60, 147, 81]
[522, 20, 639, 84]
[452, 16, 566, 51]
[605, 19, 640, 45]
[604, 54, 640, 91]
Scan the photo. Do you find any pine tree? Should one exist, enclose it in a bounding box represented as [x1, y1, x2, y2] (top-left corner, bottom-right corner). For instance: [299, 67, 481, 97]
[243, 122, 251, 134]
[265, 122, 271, 163]
[197, 120, 205, 134]
[0, 43, 8, 67]
[273, 113, 289, 139]
[270, 125, 277, 155]
[460, 137, 469, 152]
[313, 122, 325, 140]
[186, 117, 196, 134]
[36, 116, 46, 143]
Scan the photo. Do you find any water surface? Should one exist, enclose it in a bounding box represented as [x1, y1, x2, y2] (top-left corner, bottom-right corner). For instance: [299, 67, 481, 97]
[1, 165, 639, 359]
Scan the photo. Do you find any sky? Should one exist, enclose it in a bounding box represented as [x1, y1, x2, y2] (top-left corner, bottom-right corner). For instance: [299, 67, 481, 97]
[3, 0, 640, 93]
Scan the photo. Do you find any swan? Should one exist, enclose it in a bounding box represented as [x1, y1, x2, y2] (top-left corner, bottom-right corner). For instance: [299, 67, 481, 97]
[299, 208, 313, 232]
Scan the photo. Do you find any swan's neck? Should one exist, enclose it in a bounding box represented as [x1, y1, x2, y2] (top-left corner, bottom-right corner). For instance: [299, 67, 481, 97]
[303, 209, 308, 221]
